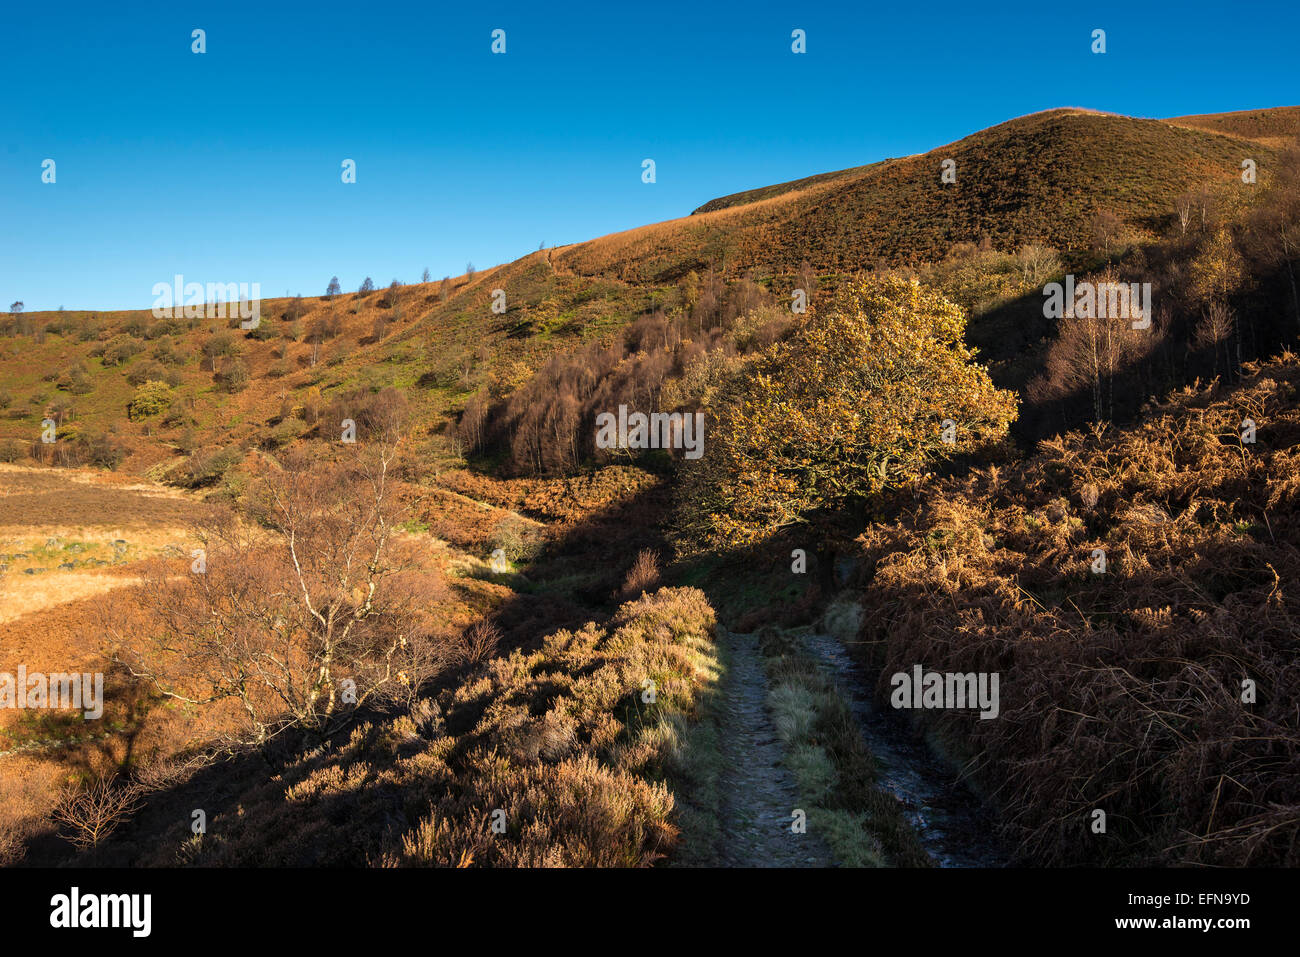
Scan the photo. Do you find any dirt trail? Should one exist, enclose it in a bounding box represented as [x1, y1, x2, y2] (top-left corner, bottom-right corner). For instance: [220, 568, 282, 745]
[713, 628, 835, 867]
[800, 631, 1007, 867]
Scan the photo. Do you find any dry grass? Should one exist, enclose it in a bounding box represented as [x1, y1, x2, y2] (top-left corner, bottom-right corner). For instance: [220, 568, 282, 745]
[1165, 105, 1300, 149]
[38, 586, 718, 867]
[758, 625, 932, 867]
[1, 570, 143, 624]
[0, 464, 197, 530]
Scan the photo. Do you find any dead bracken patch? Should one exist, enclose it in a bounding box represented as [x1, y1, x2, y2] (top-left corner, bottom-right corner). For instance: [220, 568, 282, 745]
[854, 353, 1300, 866]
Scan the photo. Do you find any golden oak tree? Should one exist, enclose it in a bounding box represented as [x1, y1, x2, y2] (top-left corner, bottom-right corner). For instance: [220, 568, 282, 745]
[676, 276, 1017, 549]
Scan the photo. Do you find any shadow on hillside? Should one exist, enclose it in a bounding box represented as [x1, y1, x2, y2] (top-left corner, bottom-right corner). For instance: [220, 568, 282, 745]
[21, 467, 680, 867]
[969, 256, 1300, 449]
[470, 473, 675, 651]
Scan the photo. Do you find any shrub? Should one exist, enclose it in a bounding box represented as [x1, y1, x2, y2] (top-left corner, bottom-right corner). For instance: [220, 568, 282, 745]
[128, 380, 174, 420]
[306, 314, 343, 342]
[98, 335, 143, 366]
[321, 386, 408, 442]
[221, 360, 250, 393]
[381, 280, 401, 308]
[491, 514, 544, 563]
[180, 444, 243, 488]
[617, 548, 661, 602]
[126, 360, 179, 387]
[57, 365, 95, 394]
[152, 336, 185, 365]
[31, 431, 125, 469]
[246, 319, 276, 341]
[201, 331, 238, 371]
[52, 775, 143, 850]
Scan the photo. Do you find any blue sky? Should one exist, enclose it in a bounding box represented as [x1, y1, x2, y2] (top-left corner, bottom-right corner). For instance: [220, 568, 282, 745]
[3, 0, 1297, 311]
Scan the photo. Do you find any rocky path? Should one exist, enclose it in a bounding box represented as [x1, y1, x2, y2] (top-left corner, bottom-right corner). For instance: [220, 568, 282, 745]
[800, 631, 1006, 867]
[713, 628, 835, 867]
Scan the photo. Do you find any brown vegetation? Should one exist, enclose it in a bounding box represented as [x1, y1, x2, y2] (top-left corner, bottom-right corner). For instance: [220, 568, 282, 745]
[852, 353, 1300, 865]
[104, 444, 452, 742]
[44, 587, 717, 867]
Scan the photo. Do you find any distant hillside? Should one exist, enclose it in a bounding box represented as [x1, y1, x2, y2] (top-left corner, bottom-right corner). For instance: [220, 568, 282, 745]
[554, 109, 1281, 282]
[690, 162, 884, 215]
[1165, 105, 1300, 149]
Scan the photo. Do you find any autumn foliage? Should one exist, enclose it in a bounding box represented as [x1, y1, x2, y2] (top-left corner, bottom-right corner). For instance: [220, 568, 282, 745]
[105, 444, 450, 742]
[676, 276, 1018, 549]
[854, 353, 1300, 865]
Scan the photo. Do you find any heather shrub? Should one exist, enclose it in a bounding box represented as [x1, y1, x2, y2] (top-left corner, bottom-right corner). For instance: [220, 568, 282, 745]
[92, 586, 718, 867]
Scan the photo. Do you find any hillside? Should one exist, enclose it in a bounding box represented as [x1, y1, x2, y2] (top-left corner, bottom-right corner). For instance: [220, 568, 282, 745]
[1165, 104, 1300, 149]
[3, 103, 1299, 871]
[689, 162, 884, 215]
[551, 108, 1282, 281]
[3, 105, 1289, 483]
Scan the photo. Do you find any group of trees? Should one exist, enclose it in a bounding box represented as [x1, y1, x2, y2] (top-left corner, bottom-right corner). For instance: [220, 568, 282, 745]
[1028, 139, 1300, 430]
[467, 270, 1016, 560]
[1030, 266, 1158, 422]
[463, 271, 788, 474]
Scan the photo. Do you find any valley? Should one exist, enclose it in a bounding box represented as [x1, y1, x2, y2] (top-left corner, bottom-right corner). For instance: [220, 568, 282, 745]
[2, 102, 1299, 870]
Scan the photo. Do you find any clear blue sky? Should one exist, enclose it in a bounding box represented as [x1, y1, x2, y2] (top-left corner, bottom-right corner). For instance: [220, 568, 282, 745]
[3, 0, 1297, 311]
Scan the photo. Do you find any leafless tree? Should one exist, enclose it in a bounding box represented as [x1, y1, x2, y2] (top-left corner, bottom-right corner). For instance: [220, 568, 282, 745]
[107, 436, 450, 743]
[1016, 243, 1062, 287]
[1030, 268, 1155, 422]
[1175, 193, 1194, 238]
[1089, 209, 1123, 257]
[53, 775, 144, 850]
[1195, 300, 1236, 378]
